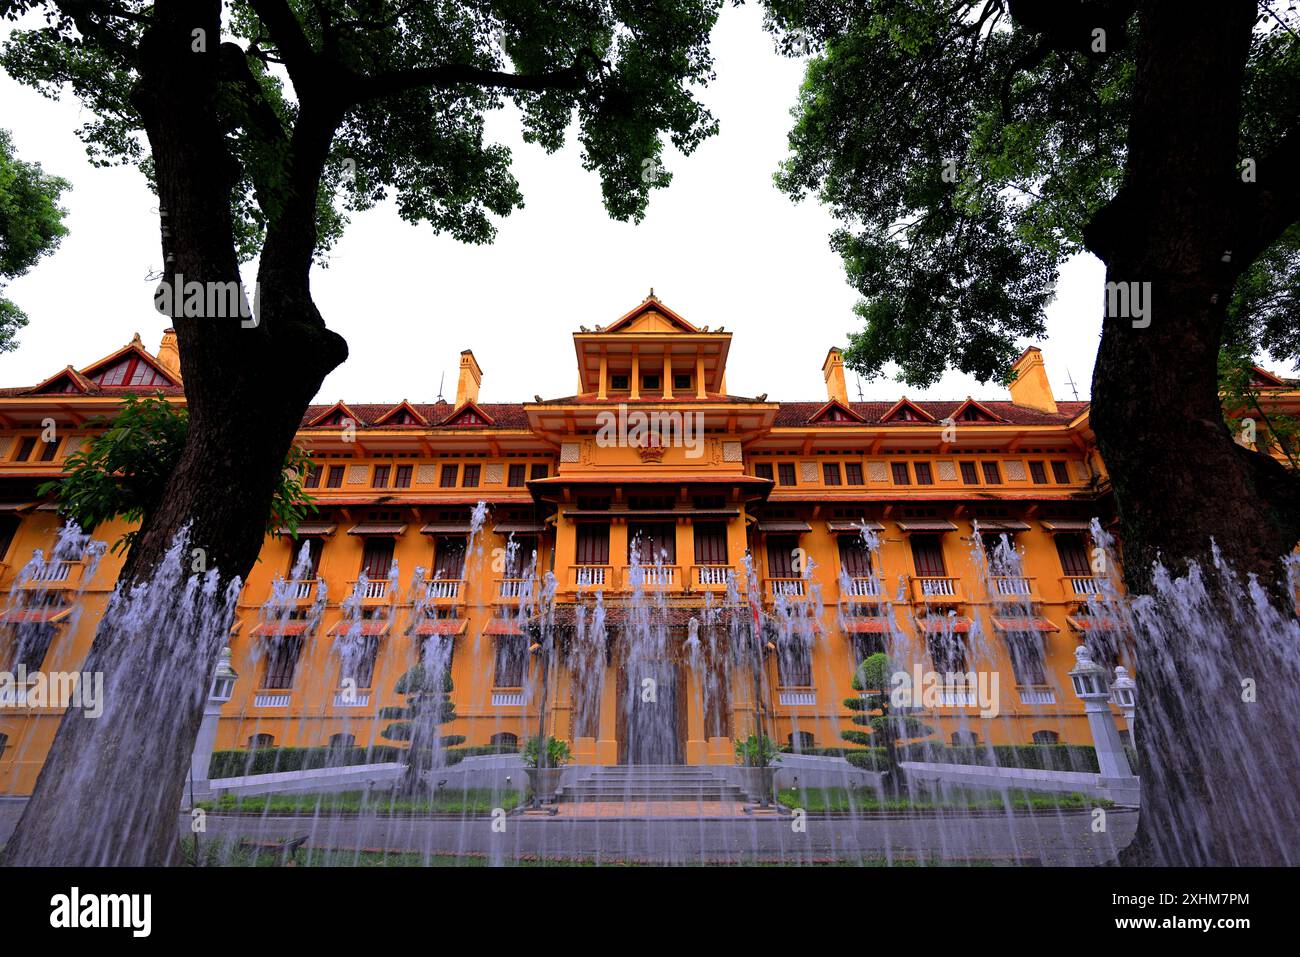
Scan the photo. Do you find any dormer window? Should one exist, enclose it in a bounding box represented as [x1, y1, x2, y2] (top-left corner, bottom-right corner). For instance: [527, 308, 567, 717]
[673, 373, 692, 391]
[610, 374, 630, 391]
[642, 374, 661, 391]
[90, 356, 171, 387]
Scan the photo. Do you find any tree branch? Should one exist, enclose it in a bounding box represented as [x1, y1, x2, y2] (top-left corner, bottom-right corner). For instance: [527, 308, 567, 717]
[347, 61, 589, 105]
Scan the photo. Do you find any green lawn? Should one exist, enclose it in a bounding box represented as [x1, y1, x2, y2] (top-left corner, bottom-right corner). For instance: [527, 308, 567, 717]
[197, 788, 522, 816]
[775, 786, 1114, 813]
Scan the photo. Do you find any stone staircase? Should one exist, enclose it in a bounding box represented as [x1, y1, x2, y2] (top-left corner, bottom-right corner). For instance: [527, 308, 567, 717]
[556, 765, 749, 803]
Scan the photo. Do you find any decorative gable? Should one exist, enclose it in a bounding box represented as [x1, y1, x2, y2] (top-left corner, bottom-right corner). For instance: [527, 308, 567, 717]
[307, 401, 361, 428]
[373, 401, 428, 427]
[439, 401, 494, 428]
[29, 366, 92, 395]
[949, 398, 1004, 423]
[809, 399, 865, 424]
[78, 341, 178, 389]
[1249, 365, 1288, 389]
[880, 398, 935, 423]
[602, 296, 700, 334]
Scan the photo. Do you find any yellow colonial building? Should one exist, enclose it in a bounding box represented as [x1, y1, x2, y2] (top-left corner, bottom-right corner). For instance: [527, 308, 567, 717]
[3, 294, 1291, 794]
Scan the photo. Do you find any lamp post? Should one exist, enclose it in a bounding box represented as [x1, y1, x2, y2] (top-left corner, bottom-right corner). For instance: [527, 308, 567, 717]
[190, 646, 237, 795]
[1111, 666, 1137, 749]
[1068, 644, 1133, 780]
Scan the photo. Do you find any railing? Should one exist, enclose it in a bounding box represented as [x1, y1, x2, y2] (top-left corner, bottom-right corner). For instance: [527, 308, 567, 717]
[991, 576, 1035, 598]
[287, 579, 319, 601]
[22, 560, 83, 588]
[332, 692, 371, 708]
[765, 578, 807, 600]
[424, 578, 463, 601]
[932, 687, 977, 707]
[1062, 575, 1102, 596]
[778, 689, 816, 706]
[572, 565, 611, 588]
[843, 576, 884, 598]
[625, 565, 680, 590]
[496, 578, 534, 601]
[348, 579, 389, 601]
[491, 690, 525, 707]
[911, 577, 962, 602]
[692, 564, 734, 590]
[254, 693, 291, 708]
[1018, 687, 1057, 705]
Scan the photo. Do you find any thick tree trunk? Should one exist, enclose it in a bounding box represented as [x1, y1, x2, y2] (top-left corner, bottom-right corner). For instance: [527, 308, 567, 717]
[2, 0, 345, 866]
[1085, 1, 1300, 865]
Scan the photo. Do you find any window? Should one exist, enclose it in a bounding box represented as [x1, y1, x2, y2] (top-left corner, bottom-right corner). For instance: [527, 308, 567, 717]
[90, 356, 170, 387]
[493, 636, 527, 686]
[642, 374, 661, 391]
[839, 537, 873, 577]
[766, 535, 800, 577]
[328, 733, 356, 750]
[673, 373, 692, 391]
[325, 465, 345, 488]
[3, 622, 56, 672]
[289, 537, 323, 578]
[575, 523, 610, 565]
[38, 439, 59, 462]
[913, 461, 934, 485]
[754, 462, 774, 480]
[610, 374, 630, 391]
[777, 638, 812, 686]
[1032, 730, 1060, 745]
[433, 538, 467, 580]
[263, 636, 304, 690]
[981, 461, 1002, 484]
[372, 464, 391, 488]
[360, 538, 395, 580]
[393, 465, 412, 488]
[694, 522, 728, 565]
[910, 535, 947, 577]
[490, 732, 519, 748]
[1051, 460, 1071, 484]
[845, 462, 864, 485]
[788, 731, 815, 753]
[303, 464, 322, 488]
[1005, 631, 1048, 685]
[439, 464, 458, 487]
[1029, 461, 1048, 484]
[248, 733, 275, 749]
[16, 437, 37, 461]
[851, 632, 886, 667]
[928, 630, 968, 673]
[959, 461, 979, 485]
[951, 731, 979, 747]
[891, 462, 911, 485]
[1056, 533, 1091, 577]
[777, 463, 797, 486]
[530, 463, 548, 480]
[822, 462, 842, 486]
[628, 523, 675, 564]
[0, 515, 18, 563]
[462, 464, 481, 487]
[507, 464, 526, 487]
[338, 636, 379, 689]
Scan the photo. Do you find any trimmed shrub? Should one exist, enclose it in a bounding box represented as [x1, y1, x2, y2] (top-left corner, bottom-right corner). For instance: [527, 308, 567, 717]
[208, 742, 521, 779]
[896, 743, 1106, 773]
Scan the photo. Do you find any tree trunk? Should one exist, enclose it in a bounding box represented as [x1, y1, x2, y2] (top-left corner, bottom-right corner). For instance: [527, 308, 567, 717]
[1085, 0, 1300, 865]
[1, 0, 346, 866]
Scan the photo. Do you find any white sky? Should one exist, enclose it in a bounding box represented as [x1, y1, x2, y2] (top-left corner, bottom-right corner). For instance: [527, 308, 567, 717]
[0, 3, 1110, 407]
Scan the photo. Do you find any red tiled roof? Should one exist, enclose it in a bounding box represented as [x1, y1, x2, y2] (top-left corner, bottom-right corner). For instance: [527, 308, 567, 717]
[772, 400, 1089, 427]
[842, 618, 890, 634]
[991, 616, 1060, 633]
[249, 621, 312, 638]
[915, 617, 972, 634]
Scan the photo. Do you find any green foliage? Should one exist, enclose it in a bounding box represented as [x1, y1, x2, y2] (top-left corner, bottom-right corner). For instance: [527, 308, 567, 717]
[37, 394, 315, 553]
[0, 1, 725, 263]
[522, 735, 571, 769]
[764, 1, 1300, 385]
[207, 745, 404, 779]
[0, 127, 70, 347]
[380, 664, 456, 748]
[842, 652, 934, 786]
[733, 732, 780, 767]
[1219, 340, 1300, 468]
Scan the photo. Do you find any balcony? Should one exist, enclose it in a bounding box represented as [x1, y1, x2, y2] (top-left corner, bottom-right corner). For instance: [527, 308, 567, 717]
[842, 576, 885, 599]
[423, 578, 464, 605]
[1061, 575, 1103, 597]
[909, 576, 963, 604]
[347, 579, 390, 604]
[990, 576, 1037, 601]
[623, 565, 681, 591]
[286, 579, 321, 603]
[571, 565, 612, 589]
[20, 560, 85, 590]
[765, 578, 808, 601]
[495, 577, 537, 603]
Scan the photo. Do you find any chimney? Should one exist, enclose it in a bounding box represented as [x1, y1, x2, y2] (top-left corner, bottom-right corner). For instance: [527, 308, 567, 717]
[157, 328, 181, 380]
[822, 347, 849, 405]
[1008, 347, 1057, 414]
[455, 349, 482, 406]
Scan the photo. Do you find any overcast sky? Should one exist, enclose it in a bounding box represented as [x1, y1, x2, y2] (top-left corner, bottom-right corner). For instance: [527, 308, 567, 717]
[0, 3, 1112, 407]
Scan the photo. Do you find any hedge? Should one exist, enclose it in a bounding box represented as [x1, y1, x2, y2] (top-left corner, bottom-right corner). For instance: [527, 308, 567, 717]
[895, 743, 1131, 773]
[208, 743, 521, 779]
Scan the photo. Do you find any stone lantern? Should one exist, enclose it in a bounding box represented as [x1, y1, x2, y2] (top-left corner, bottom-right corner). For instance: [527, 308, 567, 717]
[1068, 644, 1134, 783]
[189, 646, 238, 799]
[1111, 665, 1137, 748]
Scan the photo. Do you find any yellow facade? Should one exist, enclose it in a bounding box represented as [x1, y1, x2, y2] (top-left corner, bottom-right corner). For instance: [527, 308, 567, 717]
[3, 296, 1295, 794]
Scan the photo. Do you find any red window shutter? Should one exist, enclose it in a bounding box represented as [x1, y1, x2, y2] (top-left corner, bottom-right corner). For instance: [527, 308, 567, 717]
[575, 524, 610, 565]
[910, 535, 947, 577]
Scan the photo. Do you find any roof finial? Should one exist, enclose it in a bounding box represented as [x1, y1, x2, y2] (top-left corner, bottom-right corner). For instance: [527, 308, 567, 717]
[648, 287, 655, 299]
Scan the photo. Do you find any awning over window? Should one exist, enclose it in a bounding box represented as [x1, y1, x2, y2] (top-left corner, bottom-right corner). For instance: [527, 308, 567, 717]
[275, 522, 337, 536]
[483, 619, 524, 636]
[347, 522, 408, 536]
[0, 502, 35, 513]
[1067, 615, 1121, 632]
[0, 606, 71, 625]
[420, 522, 473, 535]
[1042, 519, 1093, 532]
[842, 618, 890, 634]
[915, 616, 972, 634]
[412, 619, 469, 637]
[756, 520, 812, 533]
[975, 520, 1031, 532]
[327, 619, 390, 637]
[249, 620, 312, 638]
[897, 520, 958, 533]
[991, 616, 1060, 633]
[826, 520, 885, 534]
[493, 522, 548, 535]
